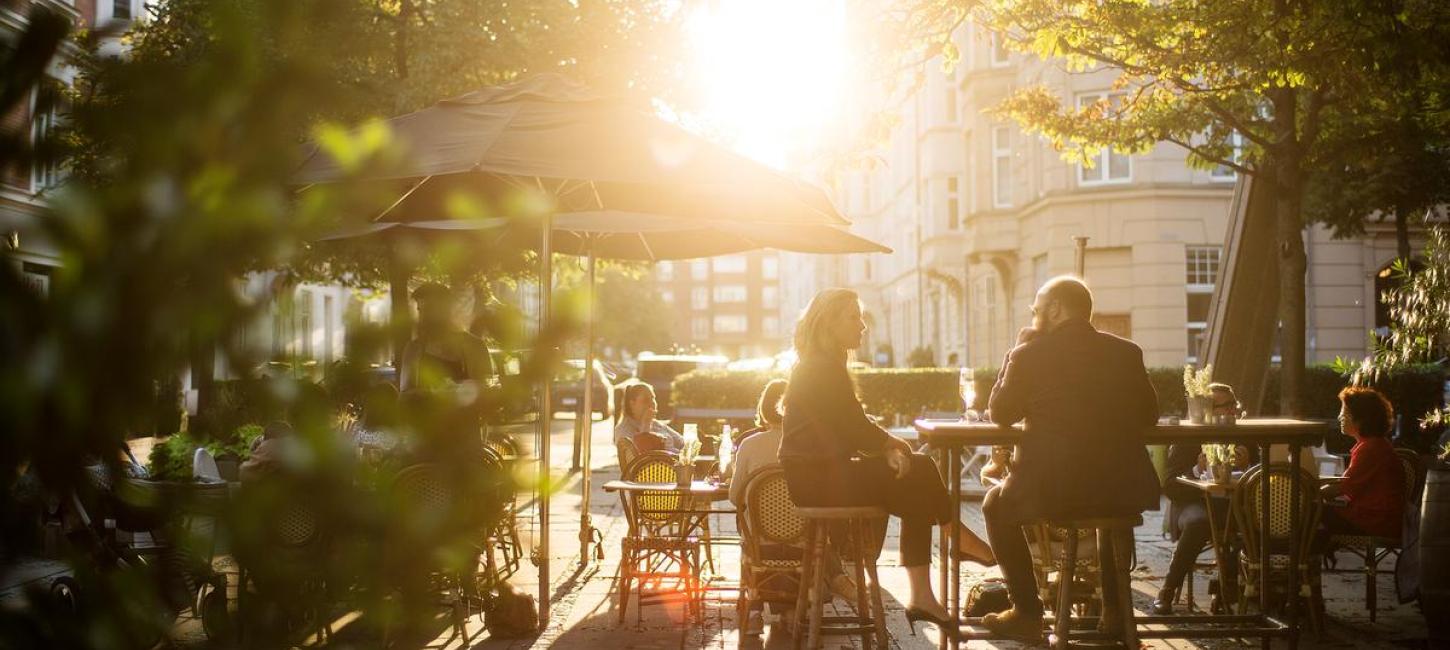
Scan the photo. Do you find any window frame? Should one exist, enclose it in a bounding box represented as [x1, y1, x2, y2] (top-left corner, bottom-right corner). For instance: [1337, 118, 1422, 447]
[1075, 92, 1132, 186]
[989, 32, 1011, 68]
[946, 176, 961, 230]
[991, 126, 1012, 208]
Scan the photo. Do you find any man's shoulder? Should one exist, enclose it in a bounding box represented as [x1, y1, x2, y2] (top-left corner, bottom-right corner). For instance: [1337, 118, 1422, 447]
[1088, 327, 1144, 356]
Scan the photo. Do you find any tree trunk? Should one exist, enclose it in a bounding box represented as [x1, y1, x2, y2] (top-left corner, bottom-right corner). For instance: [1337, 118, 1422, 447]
[1271, 88, 1307, 418]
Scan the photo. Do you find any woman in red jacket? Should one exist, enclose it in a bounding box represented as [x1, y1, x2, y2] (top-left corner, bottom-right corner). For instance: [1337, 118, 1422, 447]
[1320, 386, 1405, 539]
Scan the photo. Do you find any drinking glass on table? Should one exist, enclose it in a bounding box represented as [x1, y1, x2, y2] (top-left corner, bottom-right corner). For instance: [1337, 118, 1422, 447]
[959, 367, 979, 421]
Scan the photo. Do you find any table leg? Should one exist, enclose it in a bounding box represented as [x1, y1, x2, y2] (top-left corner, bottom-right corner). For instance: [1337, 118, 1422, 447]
[1288, 442, 1301, 650]
[935, 446, 951, 650]
[1259, 444, 1270, 650]
[949, 445, 962, 650]
[1201, 492, 1229, 612]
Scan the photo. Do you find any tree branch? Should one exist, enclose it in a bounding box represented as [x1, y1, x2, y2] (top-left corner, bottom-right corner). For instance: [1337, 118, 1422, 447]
[1163, 134, 1255, 176]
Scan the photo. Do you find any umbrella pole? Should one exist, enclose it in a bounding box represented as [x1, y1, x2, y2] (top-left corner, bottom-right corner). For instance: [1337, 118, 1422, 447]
[538, 213, 553, 622]
[579, 241, 598, 565]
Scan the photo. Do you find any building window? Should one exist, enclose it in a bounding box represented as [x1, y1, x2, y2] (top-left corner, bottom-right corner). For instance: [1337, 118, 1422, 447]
[712, 255, 748, 273]
[692, 316, 710, 339]
[1076, 93, 1131, 185]
[762, 286, 778, 309]
[713, 285, 747, 303]
[713, 314, 748, 334]
[762, 256, 778, 279]
[1185, 245, 1222, 362]
[297, 290, 314, 359]
[1210, 129, 1245, 180]
[946, 176, 961, 230]
[114, 0, 133, 20]
[660, 289, 674, 304]
[762, 316, 780, 336]
[31, 93, 63, 191]
[20, 262, 52, 296]
[271, 292, 293, 359]
[690, 260, 708, 280]
[992, 126, 1012, 208]
[691, 287, 708, 310]
[656, 261, 674, 281]
[989, 32, 1010, 67]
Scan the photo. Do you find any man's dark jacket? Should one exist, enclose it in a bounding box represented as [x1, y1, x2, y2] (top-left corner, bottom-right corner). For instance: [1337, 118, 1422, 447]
[987, 319, 1161, 520]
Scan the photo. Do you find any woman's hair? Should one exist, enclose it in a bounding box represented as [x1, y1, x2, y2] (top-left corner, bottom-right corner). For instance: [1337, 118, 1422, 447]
[622, 382, 656, 420]
[793, 288, 861, 358]
[755, 379, 787, 427]
[1338, 386, 1394, 438]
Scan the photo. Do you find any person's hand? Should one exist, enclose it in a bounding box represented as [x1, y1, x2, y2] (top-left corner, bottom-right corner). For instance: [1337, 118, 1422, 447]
[885, 448, 910, 480]
[1016, 327, 1038, 345]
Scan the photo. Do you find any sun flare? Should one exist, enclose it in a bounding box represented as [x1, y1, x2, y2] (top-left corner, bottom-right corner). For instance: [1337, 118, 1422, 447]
[683, 0, 850, 169]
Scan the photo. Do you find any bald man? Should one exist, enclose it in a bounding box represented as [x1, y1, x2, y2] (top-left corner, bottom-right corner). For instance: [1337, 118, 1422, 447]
[980, 276, 1160, 640]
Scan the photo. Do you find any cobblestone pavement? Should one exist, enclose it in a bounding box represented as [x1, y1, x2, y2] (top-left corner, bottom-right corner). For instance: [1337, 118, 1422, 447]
[6, 420, 1431, 649]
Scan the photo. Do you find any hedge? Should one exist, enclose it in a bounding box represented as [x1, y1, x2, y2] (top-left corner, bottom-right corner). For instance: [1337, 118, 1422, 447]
[671, 363, 1445, 444]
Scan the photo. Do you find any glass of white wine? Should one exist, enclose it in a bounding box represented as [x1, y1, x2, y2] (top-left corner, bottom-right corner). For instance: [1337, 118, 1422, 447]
[959, 367, 978, 421]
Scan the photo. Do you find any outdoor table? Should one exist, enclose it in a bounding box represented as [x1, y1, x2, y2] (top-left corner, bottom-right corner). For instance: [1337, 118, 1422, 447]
[915, 417, 1329, 650]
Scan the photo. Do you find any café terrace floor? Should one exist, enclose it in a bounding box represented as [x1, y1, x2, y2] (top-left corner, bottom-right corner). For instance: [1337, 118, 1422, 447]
[6, 419, 1429, 649]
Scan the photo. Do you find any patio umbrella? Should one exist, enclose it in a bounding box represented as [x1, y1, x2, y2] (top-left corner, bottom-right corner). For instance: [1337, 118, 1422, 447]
[296, 74, 860, 617]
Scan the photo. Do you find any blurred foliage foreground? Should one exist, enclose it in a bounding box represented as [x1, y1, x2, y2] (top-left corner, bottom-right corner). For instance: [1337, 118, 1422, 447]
[0, 3, 576, 647]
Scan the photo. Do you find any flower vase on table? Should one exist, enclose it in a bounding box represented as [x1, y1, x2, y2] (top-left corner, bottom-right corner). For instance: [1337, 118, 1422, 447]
[1184, 365, 1215, 424]
[676, 438, 701, 488]
[1210, 463, 1233, 484]
[674, 463, 693, 488]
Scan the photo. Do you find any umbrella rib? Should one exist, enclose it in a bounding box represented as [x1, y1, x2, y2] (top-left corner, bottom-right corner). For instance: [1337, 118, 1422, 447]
[638, 233, 656, 261]
[374, 176, 433, 222]
[588, 180, 605, 210]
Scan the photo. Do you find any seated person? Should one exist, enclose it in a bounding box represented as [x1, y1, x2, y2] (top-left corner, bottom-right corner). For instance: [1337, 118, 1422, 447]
[613, 382, 683, 454]
[1154, 441, 1251, 614]
[728, 379, 788, 506]
[728, 379, 855, 631]
[240, 421, 300, 482]
[1320, 386, 1405, 539]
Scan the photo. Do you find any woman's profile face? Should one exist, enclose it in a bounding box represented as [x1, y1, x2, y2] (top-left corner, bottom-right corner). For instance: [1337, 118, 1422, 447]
[630, 390, 657, 420]
[830, 299, 866, 351]
[1337, 404, 1360, 438]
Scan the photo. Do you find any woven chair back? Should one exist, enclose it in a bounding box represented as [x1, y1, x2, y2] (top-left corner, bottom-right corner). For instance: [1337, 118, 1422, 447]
[273, 500, 322, 548]
[394, 463, 455, 535]
[1232, 463, 1321, 560]
[616, 439, 639, 473]
[625, 451, 680, 526]
[743, 466, 803, 546]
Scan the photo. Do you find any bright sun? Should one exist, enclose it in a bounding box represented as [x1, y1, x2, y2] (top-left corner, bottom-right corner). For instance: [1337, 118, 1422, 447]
[683, 0, 849, 170]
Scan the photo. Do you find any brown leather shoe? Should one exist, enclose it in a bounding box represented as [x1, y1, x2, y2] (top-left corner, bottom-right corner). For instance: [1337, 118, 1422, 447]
[981, 608, 1044, 643]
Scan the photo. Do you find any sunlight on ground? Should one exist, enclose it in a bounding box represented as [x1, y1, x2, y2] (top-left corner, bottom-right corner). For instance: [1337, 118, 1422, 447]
[683, 0, 849, 168]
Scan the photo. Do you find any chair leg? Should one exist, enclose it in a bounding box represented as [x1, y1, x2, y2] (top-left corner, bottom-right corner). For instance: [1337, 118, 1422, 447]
[861, 521, 890, 648]
[808, 530, 829, 650]
[1054, 530, 1078, 650]
[793, 523, 817, 650]
[1113, 527, 1139, 649]
[617, 545, 633, 625]
[1366, 542, 1378, 623]
[849, 523, 873, 649]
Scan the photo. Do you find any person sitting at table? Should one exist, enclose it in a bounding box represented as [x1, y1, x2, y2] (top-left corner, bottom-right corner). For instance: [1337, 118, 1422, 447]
[779, 288, 996, 637]
[1154, 442, 1252, 614]
[240, 420, 300, 482]
[1320, 386, 1405, 539]
[981, 276, 1161, 641]
[613, 381, 684, 454]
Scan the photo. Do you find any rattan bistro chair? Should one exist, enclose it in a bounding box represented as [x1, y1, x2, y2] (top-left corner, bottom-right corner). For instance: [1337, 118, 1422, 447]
[618, 451, 702, 623]
[1325, 450, 1423, 622]
[616, 438, 640, 474]
[391, 463, 488, 647]
[1230, 463, 1324, 636]
[737, 466, 806, 636]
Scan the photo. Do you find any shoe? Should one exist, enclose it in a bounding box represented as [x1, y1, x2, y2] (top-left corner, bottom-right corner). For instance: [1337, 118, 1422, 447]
[1150, 588, 1174, 616]
[904, 607, 959, 639]
[980, 608, 1044, 643]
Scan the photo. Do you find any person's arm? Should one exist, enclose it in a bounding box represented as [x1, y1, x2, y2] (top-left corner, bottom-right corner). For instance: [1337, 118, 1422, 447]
[815, 365, 892, 454]
[655, 421, 686, 449]
[1127, 345, 1159, 426]
[1336, 443, 1383, 503]
[988, 346, 1028, 426]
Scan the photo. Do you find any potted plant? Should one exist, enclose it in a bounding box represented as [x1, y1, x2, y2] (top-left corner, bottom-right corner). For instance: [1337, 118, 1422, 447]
[1204, 444, 1235, 484]
[675, 438, 701, 487]
[1183, 365, 1215, 424]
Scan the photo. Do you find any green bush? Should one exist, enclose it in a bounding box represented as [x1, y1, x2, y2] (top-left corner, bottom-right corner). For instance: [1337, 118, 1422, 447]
[147, 424, 265, 481]
[1263, 363, 1445, 451]
[672, 363, 1444, 438]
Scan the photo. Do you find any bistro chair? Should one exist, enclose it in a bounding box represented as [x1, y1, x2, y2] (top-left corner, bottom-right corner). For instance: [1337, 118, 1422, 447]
[616, 438, 640, 475]
[1324, 449, 1423, 622]
[737, 466, 806, 636]
[391, 463, 489, 647]
[1028, 524, 1101, 618]
[1038, 516, 1140, 650]
[479, 442, 523, 583]
[791, 505, 889, 650]
[617, 451, 702, 623]
[1230, 463, 1324, 636]
[235, 493, 332, 646]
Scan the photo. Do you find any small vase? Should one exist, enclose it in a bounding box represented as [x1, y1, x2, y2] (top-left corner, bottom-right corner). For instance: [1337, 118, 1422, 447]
[1187, 396, 1210, 424]
[675, 464, 693, 488]
[1210, 463, 1232, 484]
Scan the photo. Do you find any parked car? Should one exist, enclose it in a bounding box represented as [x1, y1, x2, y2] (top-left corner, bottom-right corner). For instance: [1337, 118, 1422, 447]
[621, 352, 728, 420]
[554, 359, 615, 420]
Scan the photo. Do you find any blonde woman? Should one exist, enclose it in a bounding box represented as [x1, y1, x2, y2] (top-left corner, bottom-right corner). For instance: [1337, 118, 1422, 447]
[779, 288, 994, 635]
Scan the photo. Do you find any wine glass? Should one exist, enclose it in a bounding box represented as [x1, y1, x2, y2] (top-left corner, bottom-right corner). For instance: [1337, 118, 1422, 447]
[959, 367, 978, 421]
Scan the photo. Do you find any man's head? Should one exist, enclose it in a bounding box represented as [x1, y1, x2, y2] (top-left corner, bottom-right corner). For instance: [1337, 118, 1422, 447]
[1030, 275, 1093, 332]
[412, 283, 456, 329]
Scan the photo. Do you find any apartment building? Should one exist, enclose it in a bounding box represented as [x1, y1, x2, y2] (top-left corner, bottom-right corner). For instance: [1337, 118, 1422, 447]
[819, 19, 1417, 370]
[655, 251, 785, 359]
